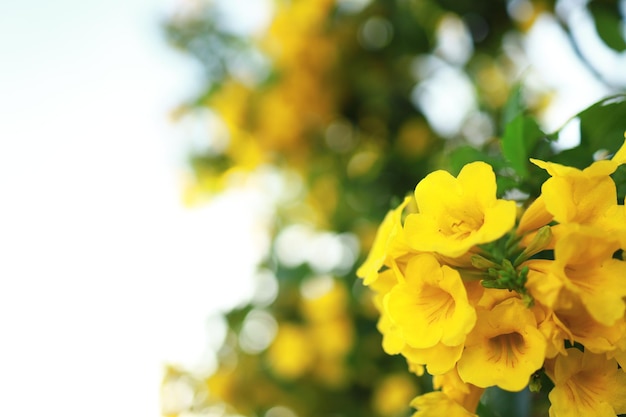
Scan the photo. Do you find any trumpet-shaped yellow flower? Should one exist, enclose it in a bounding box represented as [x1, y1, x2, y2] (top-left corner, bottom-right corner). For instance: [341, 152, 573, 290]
[384, 253, 476, 349]
[529, 138, 626, 226]
[411, 392, 478, 417]
[536, 164, 617, 225]
[457, 298, 546, 391]
[526, 226, 626, 326]
[404, 162, 516, 258]
[548, 349, 626, 417]
[357, 196, 413, 286]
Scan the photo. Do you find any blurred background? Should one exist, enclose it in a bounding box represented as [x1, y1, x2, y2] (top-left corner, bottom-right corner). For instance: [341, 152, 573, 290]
[1, 0, 267, 415]
[1, 0, 625, 416]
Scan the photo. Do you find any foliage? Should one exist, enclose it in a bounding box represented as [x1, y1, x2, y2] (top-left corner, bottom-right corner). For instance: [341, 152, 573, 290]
[160, 0, 626, 416]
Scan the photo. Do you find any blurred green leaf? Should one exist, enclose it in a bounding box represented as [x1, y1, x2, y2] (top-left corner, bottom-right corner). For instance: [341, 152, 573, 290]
[501, 114, 545, 179]
[501, 83, 524, 128]
[588, 2, 626, 52]
[577, 94, 626, 152]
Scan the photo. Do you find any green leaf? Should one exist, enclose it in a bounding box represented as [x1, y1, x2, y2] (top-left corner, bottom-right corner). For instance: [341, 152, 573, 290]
[550, 146, 595, 169]
[546, 94, 626, 171]
[501, 114, 545, 179]
[588, 2, 626, 52]
[577, 94, 626, 154]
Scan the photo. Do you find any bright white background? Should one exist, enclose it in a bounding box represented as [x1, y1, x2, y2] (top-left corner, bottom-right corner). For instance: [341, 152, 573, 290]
[0, 0, 268, 416]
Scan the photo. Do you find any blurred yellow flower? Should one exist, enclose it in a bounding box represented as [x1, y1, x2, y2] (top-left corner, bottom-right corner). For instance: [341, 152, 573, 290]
[404, 161, 516, 258]
[267, 323, 314, 379]
[372, 373, 419, 416]
[548, 349, 626, 417]
[310, 317, 354, 358]
[301, 278, 350, 322]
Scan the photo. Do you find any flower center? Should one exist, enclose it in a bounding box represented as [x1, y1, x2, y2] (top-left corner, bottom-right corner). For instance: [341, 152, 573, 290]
[487, 332, 525, 367]
[440, 208, 485, 240]
[415, 285, 456, 324]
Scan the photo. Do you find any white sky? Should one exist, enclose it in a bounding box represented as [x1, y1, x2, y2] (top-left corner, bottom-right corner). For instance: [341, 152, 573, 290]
[0, 1, 266, 416]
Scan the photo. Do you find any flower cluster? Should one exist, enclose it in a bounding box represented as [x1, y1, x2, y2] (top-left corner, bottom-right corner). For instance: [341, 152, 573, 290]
[357, 138, 626, 417]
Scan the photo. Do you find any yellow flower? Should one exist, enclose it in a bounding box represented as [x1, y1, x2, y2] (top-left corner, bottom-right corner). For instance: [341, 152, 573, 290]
[410, 392, 478, 417]
[404, 161, 516, 258]
[457, 297, 546, 391]
[526, 226, 626, 326]
[548, 349, 626, 417]
[529, 138, 626, 227]
[384, 253, 476, 349]
[357, 196, 413, 286]
[536, 163, 617, 224]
